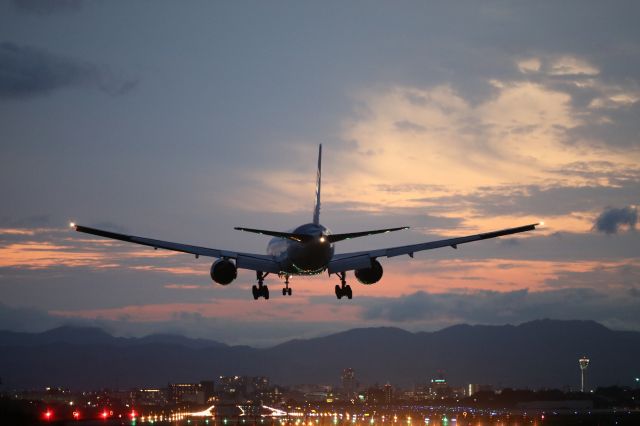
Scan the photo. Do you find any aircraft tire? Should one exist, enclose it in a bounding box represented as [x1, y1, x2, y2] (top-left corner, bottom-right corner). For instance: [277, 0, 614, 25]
[252, 285, 259, 300]
[287, 288, 292, 296]
[335, 285, 342, 299]
[346, 285, 353, 299]
[263, 286, 270, 300]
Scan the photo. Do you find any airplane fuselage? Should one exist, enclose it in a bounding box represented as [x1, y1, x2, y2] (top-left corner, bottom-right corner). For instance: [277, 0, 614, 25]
[266, 223, 334, 275]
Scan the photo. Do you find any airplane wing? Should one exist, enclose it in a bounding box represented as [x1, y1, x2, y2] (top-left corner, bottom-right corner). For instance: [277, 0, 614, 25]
[328, 223, 539, 274]
[72, 224, 282, 274]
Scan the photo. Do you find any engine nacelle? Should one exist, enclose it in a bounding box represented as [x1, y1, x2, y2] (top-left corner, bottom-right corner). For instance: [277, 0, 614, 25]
[354, 259, 383, 285]
[210, 259, 237, 285]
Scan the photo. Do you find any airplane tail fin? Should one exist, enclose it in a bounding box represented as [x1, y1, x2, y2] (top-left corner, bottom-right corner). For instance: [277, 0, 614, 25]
[313, 144, 322, 225]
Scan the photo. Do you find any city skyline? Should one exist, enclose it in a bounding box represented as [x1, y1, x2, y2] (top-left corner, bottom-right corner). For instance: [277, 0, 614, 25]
[1, 319, 637, 391]
[1, 1, 639, 345]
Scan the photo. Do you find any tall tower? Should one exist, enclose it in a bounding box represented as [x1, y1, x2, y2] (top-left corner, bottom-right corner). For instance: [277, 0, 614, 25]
[579, 356, 590, 392]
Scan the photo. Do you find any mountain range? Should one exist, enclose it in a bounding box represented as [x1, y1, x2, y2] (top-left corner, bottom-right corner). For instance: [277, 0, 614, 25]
[1, 319, 639, 390]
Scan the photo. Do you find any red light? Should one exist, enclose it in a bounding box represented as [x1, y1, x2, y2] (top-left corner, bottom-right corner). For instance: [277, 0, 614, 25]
[130, 409, 137, 418]
[102, 410, 109, 419]
[43, 409, 53, 420]
[73, 410, 80, 420]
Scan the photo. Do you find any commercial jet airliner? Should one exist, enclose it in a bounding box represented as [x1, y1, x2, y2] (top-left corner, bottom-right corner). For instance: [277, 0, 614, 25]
[71, 145, 540, 300]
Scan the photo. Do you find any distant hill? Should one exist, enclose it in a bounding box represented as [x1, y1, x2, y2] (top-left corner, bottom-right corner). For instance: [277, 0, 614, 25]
[1, 320, 638, 390]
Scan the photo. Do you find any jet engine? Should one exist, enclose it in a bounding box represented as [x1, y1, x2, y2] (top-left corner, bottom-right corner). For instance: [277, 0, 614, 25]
[210, 259, 237, 285]
[354, 259, 383, 285]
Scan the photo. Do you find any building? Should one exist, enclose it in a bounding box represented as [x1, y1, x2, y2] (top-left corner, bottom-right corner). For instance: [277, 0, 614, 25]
[218, 376, 248, 397]
[168, 382, 211, 405]
[429, 373, 452, 399]
[252, 376, 270, 393]
[383, 383, 393, 404]
[136, 388, 167, 406]
[365, 386, 385, 404]
[468, 384, 493, 397]
[341, 368, 356, 399]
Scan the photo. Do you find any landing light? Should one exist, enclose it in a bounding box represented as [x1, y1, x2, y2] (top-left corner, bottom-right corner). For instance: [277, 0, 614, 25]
[319, 236, 326, 243]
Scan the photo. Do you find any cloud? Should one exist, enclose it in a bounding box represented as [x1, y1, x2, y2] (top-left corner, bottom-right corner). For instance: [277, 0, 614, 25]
[11, 0, 82, 15]
[594, 205, 638, 234]
[359, 287, 640, 331]
[394, 120, 427, 133]
[415, 180, 639, 218]
[0, 42, 137, 99]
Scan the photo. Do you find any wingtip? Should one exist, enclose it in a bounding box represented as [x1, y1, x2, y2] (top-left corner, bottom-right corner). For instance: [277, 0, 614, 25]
[69, 221, 77, 230]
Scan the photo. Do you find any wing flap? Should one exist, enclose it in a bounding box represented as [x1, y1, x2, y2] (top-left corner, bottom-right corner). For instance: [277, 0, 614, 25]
[327, 254, 373, 274]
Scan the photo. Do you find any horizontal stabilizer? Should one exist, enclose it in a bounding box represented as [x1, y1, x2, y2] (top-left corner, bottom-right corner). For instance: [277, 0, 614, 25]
[327, 227, 409, 243]
[234, 227, 312, 243]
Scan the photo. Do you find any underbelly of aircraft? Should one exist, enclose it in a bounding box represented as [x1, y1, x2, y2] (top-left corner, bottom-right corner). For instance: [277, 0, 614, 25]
[286, 242, 333, 275]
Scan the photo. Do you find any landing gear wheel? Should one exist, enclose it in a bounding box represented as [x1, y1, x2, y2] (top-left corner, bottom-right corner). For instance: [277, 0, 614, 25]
[252, 271, 270, 300]
[281, 275, 292, 296]
[334, 272, 353, 300]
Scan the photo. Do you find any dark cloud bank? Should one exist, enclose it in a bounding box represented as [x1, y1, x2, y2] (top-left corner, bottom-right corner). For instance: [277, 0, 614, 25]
[11, 0, 82, 15]
[0, 42, 137, 99]
[594, 205, 638, 234]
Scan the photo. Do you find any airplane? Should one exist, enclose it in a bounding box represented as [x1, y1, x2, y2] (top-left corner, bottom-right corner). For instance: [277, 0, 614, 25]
[71, 144, 540, 300]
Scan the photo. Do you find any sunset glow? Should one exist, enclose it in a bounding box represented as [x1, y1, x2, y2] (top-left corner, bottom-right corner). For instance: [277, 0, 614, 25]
[1, 2, 638, 345]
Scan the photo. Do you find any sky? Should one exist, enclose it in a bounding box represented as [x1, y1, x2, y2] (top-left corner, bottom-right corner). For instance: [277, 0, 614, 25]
[1, 0, 639, 346]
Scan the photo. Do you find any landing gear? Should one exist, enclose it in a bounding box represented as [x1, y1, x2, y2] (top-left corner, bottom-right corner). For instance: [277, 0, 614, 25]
[281, 275, 293, 296]
[252, 271, 270, 300]
[334, 272, 353, 300]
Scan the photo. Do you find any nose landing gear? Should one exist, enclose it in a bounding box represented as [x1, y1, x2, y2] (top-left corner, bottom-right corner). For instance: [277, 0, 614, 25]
[334, 272, 352, 299]
[252, 271, 269, 300]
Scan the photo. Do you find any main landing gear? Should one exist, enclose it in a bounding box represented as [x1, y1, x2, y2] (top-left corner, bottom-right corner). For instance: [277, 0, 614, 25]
[334, 272, 352, 300]
[252, 271, 269, 300]
[281, 274, 292, 296]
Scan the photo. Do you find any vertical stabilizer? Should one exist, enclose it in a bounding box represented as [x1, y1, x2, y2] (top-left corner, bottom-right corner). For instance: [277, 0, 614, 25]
[313, 144, 322, 224]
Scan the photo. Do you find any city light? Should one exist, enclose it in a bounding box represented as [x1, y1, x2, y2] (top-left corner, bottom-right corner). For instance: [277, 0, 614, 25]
[43, 409, 53, 421]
